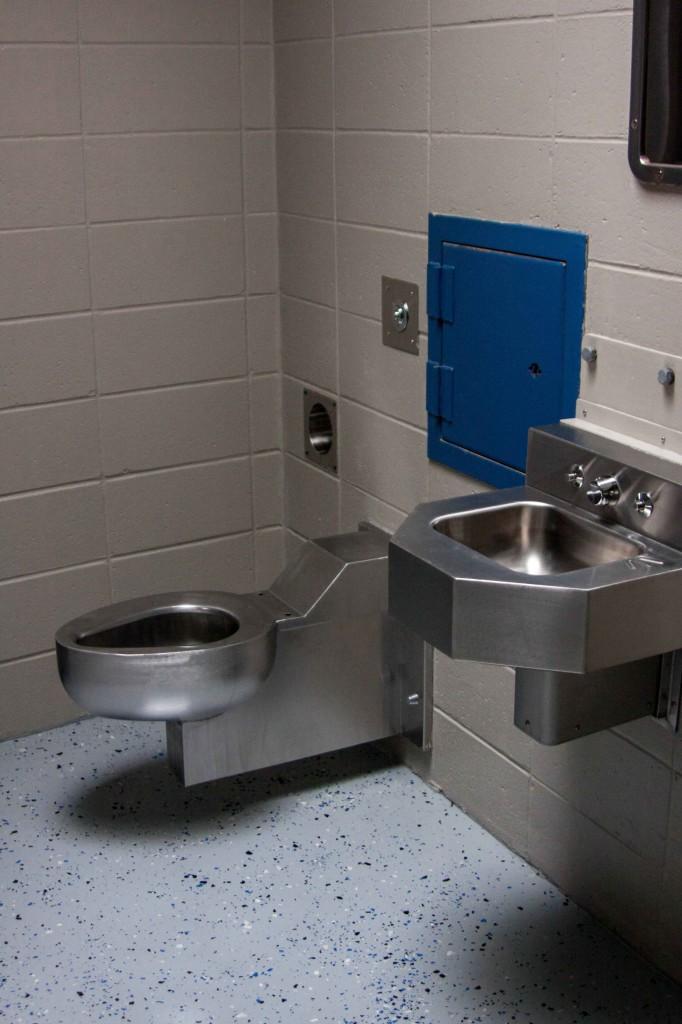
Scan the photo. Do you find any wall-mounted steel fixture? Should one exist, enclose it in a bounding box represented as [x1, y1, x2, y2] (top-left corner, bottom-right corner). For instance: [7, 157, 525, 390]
[658, 366, 675, 386]
[382, 276, 419, 355]
[581, 345, 598, 365]
[390, 422, 682, 745]
[629, 1, 682, 185]
[56, 525, 431, 786]
[303, 388, 337, 474]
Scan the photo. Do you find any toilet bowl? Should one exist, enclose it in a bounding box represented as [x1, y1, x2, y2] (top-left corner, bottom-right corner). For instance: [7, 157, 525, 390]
[54, 526, 430, 786]
[56, 591, 277, 722]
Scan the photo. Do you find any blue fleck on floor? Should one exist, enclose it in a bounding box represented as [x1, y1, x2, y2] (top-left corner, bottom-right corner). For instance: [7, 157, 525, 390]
[0, 719, 680, 1024]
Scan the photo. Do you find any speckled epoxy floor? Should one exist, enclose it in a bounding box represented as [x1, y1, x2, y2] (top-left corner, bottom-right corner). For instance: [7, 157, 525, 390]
[1, 720, 680, 1024]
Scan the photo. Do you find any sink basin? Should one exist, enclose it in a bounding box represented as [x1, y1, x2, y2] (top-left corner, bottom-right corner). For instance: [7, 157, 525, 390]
[433, 500, 643, 576]
[389, 423, 682, 674]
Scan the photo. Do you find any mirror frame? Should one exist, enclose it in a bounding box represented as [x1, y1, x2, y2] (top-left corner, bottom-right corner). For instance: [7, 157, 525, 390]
[629, 0, 682, 186]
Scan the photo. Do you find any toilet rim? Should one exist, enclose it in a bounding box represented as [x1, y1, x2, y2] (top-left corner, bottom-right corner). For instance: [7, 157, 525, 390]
[55, 590, 276, 655]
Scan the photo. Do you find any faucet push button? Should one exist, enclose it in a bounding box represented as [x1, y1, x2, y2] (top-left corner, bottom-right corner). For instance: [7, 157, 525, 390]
[586, 475, 621, 507]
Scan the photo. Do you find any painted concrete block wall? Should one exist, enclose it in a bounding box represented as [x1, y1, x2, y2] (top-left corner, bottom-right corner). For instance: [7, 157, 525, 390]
[0, 0, 284, 739]
[274, 0, 682, 982]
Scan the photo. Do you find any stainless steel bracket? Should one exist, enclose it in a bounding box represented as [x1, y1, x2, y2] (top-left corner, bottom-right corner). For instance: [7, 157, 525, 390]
[515, 650, 682, 746]
[657, 650, 682, 731]
[362, 521, 431, 751]
[514, 659, 661, 745]
[386, 623, 433, 752]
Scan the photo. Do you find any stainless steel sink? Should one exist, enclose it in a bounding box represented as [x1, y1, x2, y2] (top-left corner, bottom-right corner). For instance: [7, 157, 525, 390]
[390, 423, 682, 744]
[433, 500, 643, 576]
[390, 423, 682, 676]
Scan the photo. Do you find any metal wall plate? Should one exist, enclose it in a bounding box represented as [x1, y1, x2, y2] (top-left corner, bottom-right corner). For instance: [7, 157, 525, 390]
[382, 276, 419, 355]
[303, 388, 337, 474]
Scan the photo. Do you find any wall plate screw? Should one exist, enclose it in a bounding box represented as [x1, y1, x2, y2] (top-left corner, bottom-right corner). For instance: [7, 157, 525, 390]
[658, 366, 675, 386]
[581, 346, 597, 365]
[631, 117, 639, 130]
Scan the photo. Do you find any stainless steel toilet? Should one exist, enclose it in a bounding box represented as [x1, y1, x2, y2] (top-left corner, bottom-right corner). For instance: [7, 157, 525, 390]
[55, 527, 430, 786]
[56, 591, 277, 722]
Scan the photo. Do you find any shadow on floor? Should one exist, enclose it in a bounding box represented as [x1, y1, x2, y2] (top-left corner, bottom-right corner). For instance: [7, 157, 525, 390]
[67, 741, 396, 840]
[439, 876, 681, 1023]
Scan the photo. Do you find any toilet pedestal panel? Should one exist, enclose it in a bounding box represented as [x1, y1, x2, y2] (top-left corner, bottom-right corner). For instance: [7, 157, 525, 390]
[166, 526, 429, 785]
[167, 614, 391, 785]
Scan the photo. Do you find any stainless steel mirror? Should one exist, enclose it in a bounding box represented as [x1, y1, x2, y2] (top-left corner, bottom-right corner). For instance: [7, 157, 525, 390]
[629, 0, 682, 185]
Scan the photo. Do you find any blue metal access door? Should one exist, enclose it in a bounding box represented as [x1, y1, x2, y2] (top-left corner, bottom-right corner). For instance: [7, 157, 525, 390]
[427, 216, 587, 488]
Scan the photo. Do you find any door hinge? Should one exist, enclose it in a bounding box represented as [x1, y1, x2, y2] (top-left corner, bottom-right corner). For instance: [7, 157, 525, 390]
[426, 361, 454, 421]
[427, 261, 455, 324]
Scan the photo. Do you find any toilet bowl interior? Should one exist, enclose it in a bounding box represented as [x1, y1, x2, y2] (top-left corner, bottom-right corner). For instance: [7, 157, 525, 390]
[77, 607, 240, 650]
